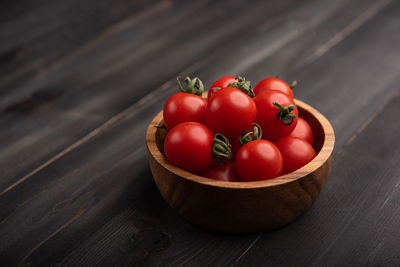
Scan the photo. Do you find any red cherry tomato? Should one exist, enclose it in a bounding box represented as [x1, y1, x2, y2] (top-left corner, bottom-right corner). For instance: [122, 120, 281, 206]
[254, 90, 298, 141]
[235, 139, 283, 181]
[164, 122, 213, 174]
[208, 76, 237, 100]
[289, 117, 314, 145]
[205, 87, 257, 143]
[254, 77, 294, 99]
[275, 136, 316, 175]
[163, 92, 207, 130]
[164, 76, 208, 130]
[202, 161, 239, 181]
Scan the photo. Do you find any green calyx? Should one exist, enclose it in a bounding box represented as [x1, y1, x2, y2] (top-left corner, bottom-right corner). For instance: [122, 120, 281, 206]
[227, 76, 254, 98]
[289, 80, 297, 89]
[274, 76, 297, 90]
[212, 133, 232, 164]
[211, 87, 221, 94]
[239, 123, 262, 146]
[273, 102, 296, 125]
[177, 76, 204, 96]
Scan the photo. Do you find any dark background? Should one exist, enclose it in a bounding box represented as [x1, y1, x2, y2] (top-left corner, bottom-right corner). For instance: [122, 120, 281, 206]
[1, 0, 400, 266]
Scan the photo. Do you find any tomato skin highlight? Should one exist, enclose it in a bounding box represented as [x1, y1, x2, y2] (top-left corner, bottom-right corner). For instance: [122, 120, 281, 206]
[289, 117, 314, 145]
[205, 87, 257, 143]
[254, 77, 294, 99]
[163, 92, 207, 130]
[254, 90, 298, 141]
[235, 140, 283, 181]
[208, 76, 237, 100]
[275, 136, 316, 175]
[201, 161, 239, 181]
[164, 122, 213, 174]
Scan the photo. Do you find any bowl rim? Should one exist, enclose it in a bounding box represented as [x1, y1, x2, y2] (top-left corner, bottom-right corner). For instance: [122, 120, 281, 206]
[146, 99, 335, 189]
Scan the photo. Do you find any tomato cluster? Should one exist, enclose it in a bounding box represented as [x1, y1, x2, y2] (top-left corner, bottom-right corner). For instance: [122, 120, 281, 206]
[162, 75, 316, 182]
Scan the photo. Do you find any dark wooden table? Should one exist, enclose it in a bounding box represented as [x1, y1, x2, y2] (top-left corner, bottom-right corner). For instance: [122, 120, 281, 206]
[1, 0, 400, 266]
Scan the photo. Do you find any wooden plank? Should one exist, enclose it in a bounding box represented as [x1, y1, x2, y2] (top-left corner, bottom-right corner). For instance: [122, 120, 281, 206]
[1, 0, 400, 265]
[234, 91, 400, 266]
[0, 0, 165, 92]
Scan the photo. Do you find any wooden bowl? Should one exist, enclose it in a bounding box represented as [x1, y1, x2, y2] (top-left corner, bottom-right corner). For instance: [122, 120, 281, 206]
[146, 99, 335, 233]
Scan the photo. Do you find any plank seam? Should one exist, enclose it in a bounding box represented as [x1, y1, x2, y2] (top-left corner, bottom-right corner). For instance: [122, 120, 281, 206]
[18, 200, 88, 266]
[345, 89, 400, 147]
[299, 0, 392, 67]
[0, 0, 173, 89]
[0, 103, 135, 196]
[230, 234, 262, 267]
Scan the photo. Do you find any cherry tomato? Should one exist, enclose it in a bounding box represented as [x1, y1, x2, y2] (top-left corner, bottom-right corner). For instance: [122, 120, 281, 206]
[254, 77, 294, 99]
[208, 76, 237, 100]
[202, 161, 239, 181]
[254, 90, 298, 141]
[164, 76, 207, 130]
[205, 87, 257, 143]
[235, 139, 283, 181]
[289, 117, 314, 145]
[164, 122, 213, 174]
[163, 92, 207, 130]
[275, 136, 316, 175]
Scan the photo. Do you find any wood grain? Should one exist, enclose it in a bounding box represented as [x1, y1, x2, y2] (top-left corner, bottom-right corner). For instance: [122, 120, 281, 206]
[1, 0, 400, 265]
[0, 0, 165, 93]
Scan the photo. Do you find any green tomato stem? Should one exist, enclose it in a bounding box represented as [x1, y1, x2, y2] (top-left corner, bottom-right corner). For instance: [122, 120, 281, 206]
[239, 123, 262, 146]
[212, 133, 232, 164]
[177, 76, 204, 96]
[273, 102, 296, 125]
[289, 80, 297, 89]
[227, 75, 254, 98]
